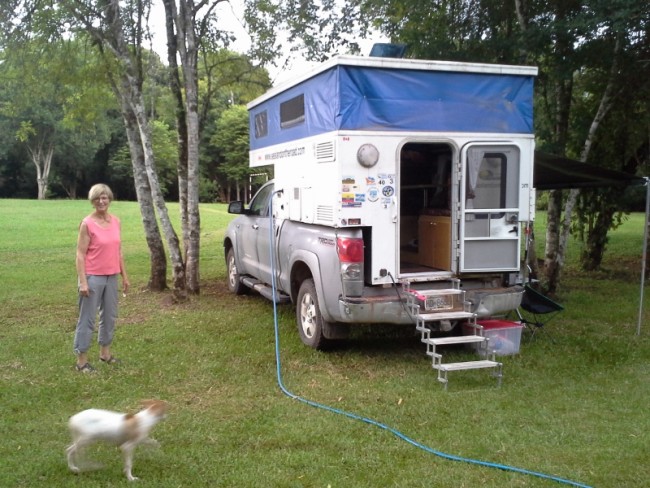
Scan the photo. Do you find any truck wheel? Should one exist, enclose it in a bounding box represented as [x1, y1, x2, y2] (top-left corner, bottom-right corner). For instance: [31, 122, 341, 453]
[226, 248, 248, 295]
[296, 279, 331, 350]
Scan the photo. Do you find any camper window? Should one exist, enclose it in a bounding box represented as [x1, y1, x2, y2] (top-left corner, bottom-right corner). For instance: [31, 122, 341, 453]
[466, 147, 519, 211]
[280, 94, 305, 128]
[255, 111, 268, 138]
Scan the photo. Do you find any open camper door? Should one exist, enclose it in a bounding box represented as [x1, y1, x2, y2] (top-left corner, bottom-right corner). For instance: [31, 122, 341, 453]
[459, 144, 522, 272]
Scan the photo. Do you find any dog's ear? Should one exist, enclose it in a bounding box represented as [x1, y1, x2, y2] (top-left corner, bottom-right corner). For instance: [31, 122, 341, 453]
[141, 399, 168, 415]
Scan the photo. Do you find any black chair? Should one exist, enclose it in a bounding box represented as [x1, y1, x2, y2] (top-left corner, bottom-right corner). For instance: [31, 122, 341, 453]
[515, 284, 564, 340]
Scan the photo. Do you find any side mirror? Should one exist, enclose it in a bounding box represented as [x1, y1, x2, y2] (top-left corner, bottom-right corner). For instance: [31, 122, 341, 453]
[228, 201, 245, 214]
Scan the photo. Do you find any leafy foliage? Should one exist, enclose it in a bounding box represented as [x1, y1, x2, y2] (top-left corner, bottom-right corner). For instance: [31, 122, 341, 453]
[0, 36, 122, 198]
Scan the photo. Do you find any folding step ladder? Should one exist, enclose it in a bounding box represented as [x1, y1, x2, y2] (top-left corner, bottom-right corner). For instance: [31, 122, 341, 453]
[404, 281, 503, 390]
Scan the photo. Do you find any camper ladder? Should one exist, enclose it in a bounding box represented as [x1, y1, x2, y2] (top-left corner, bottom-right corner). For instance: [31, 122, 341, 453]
[404, 282, 503, 390]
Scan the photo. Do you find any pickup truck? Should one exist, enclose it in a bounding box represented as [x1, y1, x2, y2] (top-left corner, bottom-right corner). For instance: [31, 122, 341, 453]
[224, 180, 426, 349]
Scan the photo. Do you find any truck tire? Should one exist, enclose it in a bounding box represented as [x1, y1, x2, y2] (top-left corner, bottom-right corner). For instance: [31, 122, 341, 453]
[296, 278, 332, 350]
[226, 248, 248, 295]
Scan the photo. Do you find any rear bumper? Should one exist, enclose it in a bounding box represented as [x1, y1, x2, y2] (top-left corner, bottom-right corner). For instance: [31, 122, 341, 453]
[337, 285, 524, 325]
[338, 295, 418, 325]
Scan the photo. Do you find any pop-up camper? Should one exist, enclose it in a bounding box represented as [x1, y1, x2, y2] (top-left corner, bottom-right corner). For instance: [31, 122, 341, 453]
[226, 55, 538, 382]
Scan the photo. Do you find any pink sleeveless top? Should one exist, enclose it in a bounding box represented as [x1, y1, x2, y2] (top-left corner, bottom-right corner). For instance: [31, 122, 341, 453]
[83, 216, 122, 275]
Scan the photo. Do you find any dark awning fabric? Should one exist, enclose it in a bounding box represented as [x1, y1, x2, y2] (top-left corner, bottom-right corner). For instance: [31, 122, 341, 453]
[534, 151, 646, 190]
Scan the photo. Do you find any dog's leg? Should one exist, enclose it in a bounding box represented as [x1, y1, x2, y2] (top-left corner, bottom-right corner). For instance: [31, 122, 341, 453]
[66, 442, 80, 473]
[121, 441, 138, 481]
[67, 436, 97, 473]
[141, 437, 160, 448]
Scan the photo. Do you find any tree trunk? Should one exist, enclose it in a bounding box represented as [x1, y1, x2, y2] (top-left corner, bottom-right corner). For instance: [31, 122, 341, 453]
[544, 189, 563, 293]
[162, 0, 190, 265]
[567, 36, 622, 271]
[27, 142, 53, 200]
[119, 95, 168, 290]
[582, 203, 615, 271]
[174, 0, 202, 294]
[131, 93, 187, 299]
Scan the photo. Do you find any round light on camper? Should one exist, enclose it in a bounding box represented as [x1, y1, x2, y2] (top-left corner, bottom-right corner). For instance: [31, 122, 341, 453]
[357, 144, 379, 168]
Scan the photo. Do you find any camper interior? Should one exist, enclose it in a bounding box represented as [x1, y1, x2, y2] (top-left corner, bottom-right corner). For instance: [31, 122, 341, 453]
[399, 142, 453, 274]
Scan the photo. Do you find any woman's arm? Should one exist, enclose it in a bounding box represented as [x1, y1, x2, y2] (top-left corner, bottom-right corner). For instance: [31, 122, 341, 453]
[76, 221, 91, 296]
[119, 246, 130, 294]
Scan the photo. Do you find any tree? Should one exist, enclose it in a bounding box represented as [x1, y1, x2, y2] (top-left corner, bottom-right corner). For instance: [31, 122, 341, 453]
[0, 38, 117, 199]
[109, 119, 180, 199]
[160, 0, 209, 294]
[162, 2, 273, 290]
[528, 1, 649, 291]
[1, 0, 275, 295]
[210, 105, 250, 201]
[196, 49, 271, 202]
[62, 0, 183, 295]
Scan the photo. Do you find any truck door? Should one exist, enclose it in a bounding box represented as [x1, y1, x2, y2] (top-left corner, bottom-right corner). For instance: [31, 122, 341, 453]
[460, 145, 521, 272]
[239, 182, 275, 280]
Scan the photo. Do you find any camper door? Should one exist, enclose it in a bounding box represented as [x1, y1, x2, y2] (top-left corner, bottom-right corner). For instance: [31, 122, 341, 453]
[460, 144, 521, 272]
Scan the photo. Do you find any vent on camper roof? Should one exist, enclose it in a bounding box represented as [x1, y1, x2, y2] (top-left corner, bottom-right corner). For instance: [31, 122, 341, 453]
[316, 205, 334, 223]
[315, 141, 336, 162]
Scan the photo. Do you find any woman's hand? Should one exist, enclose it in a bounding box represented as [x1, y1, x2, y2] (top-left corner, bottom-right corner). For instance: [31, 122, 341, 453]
[122, 276, 130, 294]
[79, 282, 90, 297]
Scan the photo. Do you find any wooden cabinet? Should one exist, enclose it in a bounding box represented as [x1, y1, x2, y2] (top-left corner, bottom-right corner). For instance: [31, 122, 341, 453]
[418, 215, 451, 270]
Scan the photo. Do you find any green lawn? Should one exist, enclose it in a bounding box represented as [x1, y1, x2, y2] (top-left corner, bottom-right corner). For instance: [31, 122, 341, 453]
[0, 199, 648, 487]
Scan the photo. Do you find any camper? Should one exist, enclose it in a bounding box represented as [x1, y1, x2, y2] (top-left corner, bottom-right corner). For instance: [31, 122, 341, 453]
[224, 55, 537, 352]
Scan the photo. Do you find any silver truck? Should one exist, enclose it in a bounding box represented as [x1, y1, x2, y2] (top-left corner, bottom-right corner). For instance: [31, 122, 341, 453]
[224, 180, 419, 350]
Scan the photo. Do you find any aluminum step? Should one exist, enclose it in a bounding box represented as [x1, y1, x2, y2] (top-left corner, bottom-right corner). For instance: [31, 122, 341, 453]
[417, 311, 475, 322]
[433, 359, 503, 390]
[423, 335, 487, 346]
[433, 359, 500, 372]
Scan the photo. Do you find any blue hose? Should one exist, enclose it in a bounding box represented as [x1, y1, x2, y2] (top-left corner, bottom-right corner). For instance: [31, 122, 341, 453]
[266, 191, 591, 488]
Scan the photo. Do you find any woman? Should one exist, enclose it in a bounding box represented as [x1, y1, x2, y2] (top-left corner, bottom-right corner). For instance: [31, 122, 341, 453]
[73, 184, 130, 372]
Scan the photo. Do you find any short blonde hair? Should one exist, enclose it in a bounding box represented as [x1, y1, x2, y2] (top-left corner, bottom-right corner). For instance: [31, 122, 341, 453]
[88, 183, 114, 202]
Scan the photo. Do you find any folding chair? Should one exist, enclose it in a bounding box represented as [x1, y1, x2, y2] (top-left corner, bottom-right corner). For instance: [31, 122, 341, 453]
[515, 284, 564, 340]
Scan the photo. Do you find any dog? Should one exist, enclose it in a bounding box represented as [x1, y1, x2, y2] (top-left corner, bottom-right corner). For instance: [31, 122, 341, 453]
[66, 399, 168, 481]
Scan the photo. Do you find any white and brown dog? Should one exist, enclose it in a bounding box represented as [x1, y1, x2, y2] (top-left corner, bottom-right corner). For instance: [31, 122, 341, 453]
[66, 399, 168, 481]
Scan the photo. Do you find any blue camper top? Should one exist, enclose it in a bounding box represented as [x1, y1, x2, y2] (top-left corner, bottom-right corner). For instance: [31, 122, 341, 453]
[248, 55, 538, 151]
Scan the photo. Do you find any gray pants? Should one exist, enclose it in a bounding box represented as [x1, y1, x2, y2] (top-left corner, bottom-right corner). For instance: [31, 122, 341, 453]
[73, 274, 119, 355]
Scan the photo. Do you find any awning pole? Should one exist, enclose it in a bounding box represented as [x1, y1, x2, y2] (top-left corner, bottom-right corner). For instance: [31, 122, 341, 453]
[637, 177, 650, 336]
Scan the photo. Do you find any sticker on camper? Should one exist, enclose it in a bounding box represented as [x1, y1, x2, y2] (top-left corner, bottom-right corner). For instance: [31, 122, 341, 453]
[367, 186, 379, 202]
[378, 173, 395, 185]
[342, 176, 361, 195]
[366, 176, 376, 185]
[382, 185, 394, 197]
[355, 193, 365, 203]
[342, 193, 361, 208]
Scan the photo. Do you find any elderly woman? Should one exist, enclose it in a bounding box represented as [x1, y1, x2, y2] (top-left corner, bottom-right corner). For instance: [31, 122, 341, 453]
[73, 184, 130, 372]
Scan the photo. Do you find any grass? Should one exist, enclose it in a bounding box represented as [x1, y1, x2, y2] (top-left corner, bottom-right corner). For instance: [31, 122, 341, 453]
[0, 198, 648, 487]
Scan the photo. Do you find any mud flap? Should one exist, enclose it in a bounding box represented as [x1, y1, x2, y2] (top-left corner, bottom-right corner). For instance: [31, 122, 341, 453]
[322, 321, 350, 340]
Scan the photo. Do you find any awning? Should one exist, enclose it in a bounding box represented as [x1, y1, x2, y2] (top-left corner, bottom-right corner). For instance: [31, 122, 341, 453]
[534, 151, 646, 190]
[532, 151, 648, 337]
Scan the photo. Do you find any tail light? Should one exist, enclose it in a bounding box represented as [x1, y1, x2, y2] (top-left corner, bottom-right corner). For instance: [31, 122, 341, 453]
[337, 237, 364, 295]
[337, 237, 364, 263]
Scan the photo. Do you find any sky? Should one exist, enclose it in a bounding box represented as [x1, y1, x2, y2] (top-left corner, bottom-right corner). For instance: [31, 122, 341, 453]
[148, 0, 385, 86]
